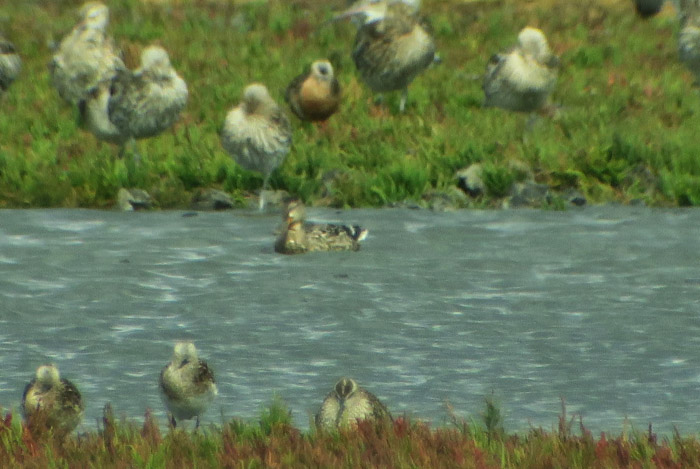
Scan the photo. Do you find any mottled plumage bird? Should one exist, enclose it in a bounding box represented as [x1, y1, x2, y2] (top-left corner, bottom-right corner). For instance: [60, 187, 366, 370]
[275, 199, 368, 254]
[221, 83, 292, 210]
[679, 0, 700, 84]
[0, 35, 21, 93]
[335, 0, 437, 112]
[483, 27, 559, 113]
[21, 364, 84, 434]
[80, 45, 187, 158]
[315, 377, 391, 430]
[49, 2, 124, 107]
[634, 0, 665, 17]
[107, 46, 188, 140]
[160, 341, 218, 428]
[285, 60, 342, 122]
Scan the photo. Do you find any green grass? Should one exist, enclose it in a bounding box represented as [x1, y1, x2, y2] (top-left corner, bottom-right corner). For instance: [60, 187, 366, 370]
[4, 398, 700, 467]
[1, 0, 699, 208]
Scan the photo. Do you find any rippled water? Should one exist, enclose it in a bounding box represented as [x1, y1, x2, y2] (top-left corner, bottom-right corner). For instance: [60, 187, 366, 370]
[0, 206, 699, 434]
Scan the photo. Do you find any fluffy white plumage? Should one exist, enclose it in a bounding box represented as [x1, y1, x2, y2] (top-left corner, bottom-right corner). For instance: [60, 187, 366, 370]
[221, 83, 292, 208]
[49, 2, 124, 106]
[159, 341, 218, 428]
[483, 27, 559, 113]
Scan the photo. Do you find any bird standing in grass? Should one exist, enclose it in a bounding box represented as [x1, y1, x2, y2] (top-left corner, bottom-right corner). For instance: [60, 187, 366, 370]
[80, 45, 188, 159]
[275, 199, 368, 254]
[221, 83, 292, 210]
[285, 59, 342, 122]
[315, 377, 391, 430]
[21, 364, 84, 435]
[483, 27, 559, 113]
[160, 341, 218, 429]
[0, 35, 21, 93]
[49, 2, 124, 107]
[334, 0, 437, 112]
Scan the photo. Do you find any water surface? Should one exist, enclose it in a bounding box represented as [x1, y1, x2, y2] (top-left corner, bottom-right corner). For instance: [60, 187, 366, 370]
[0, 206, 698, 434]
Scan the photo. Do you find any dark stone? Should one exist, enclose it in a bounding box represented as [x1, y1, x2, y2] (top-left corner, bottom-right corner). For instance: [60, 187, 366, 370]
[190, 188, 234, 211]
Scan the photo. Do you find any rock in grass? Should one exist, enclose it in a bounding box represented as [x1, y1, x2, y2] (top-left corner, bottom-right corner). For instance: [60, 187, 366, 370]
[190, 188, 234, 211]
[483, 27, 559, 113]
[117, 188, 152, 211]
[634, 0, 664, 18]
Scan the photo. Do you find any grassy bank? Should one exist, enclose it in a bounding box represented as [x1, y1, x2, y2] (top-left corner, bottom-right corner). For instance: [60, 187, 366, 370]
[3, 399, 700, 468]
[1, 0, 699, 209]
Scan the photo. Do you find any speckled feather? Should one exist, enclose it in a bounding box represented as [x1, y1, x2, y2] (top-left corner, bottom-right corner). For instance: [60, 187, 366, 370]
[315, 378, 391, 430]
[483, 28, 559, 112]
[107, 48, 188, 140]
[49, 3, 124, 106]
[351, 3, 435, 93]
[221, 84, 292, 181]
[275, 200, 367, 254]
[159, 342, 217, 423]
[21, 366, 84, 433]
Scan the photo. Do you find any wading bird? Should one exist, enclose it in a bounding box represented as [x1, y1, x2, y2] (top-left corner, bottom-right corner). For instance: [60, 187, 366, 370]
[483, 27, 559, 113]
[21, 364, 84, 434]
[285, 59, 342, 122]
[315, 377, 391, 430]
[275, 199, 368, 254]
[49, 2, 124, 107]
[159, 341, 218, 429]
[0, 35, 21, 93]
[221, 83, 292, 210]
[334, 0, 437, 112]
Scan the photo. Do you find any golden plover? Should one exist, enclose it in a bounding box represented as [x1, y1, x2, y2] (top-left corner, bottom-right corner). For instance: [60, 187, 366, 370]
[21, 364, 84, 434]
[315, 377, 391, 430]
[159, 341, 218, 429]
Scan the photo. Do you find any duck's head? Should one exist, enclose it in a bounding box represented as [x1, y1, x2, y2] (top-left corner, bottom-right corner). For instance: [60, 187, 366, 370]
[172, 341, 198, 367]
[241, 83, 277, 116]
[141, 46, 173, 74]
[35, 364, 61, 387]
[283, 199, 306, 225]
[311, 60, 335, 83]
[517, 27, 556, 66]
[79, 2, 110, 31]
[334, 377, 358, 399]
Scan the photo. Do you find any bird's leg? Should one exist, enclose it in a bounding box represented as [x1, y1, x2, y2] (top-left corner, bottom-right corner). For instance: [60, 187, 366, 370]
[195, 416, 201, 430]
[259, 173, 270, 211]
[169, 413, 177, 429]
[399, 88, 408, 113]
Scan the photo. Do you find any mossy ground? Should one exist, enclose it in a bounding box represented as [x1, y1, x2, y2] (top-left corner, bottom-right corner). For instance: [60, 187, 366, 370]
[2, 0, 699, 209]
[3, 399, 700, 468]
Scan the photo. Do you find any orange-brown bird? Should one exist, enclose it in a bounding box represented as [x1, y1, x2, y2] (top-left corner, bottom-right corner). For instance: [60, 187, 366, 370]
[285, 60, 342, 122]
[334, 0, 437, 112]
